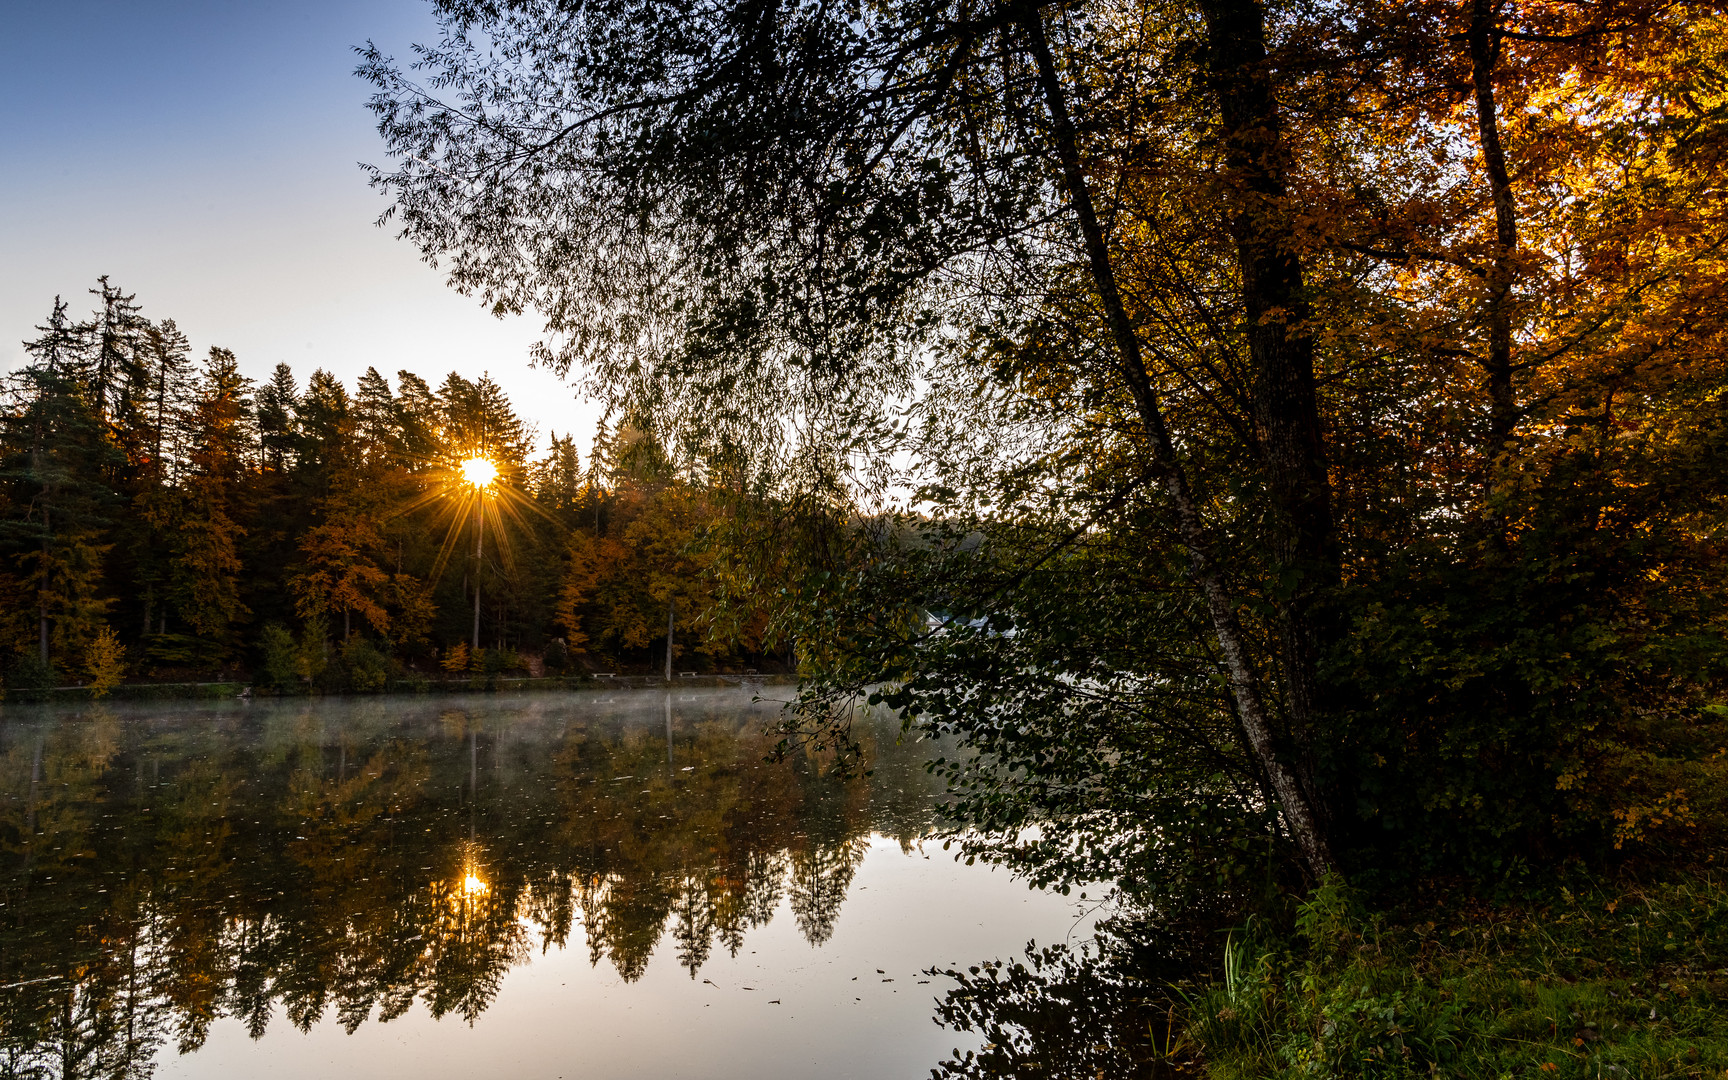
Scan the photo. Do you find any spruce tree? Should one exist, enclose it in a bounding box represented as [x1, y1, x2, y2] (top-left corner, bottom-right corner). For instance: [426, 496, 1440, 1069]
[1, 301, 122, 669]
[394, 371, 442, 466]
[126, 317, 195, 641]
[255, 363, 301, 474]
[241, 362, 303, 632]
[354, 366, 399, 464]
[168, 348, 252, 652]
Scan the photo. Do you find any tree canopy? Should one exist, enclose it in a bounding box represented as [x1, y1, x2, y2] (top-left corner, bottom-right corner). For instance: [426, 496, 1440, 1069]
[361, 0, 1728, 890]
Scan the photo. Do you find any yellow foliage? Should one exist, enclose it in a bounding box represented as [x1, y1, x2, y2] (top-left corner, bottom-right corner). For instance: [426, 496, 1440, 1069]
[83, 626, 126, 699]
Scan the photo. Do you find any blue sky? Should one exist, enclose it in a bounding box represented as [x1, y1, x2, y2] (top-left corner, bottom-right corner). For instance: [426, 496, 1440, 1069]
[0, 0, 596, 451]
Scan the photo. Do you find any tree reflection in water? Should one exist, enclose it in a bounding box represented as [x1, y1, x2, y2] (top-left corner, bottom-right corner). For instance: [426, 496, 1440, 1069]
[0, 691, 943, 1078]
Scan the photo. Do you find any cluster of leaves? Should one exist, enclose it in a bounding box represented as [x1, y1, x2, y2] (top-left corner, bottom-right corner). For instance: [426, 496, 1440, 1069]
[0, 282, 788, 690]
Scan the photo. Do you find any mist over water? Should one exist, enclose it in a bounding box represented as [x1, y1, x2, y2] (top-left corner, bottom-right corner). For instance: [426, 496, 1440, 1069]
[0, 689, 1090, 1079]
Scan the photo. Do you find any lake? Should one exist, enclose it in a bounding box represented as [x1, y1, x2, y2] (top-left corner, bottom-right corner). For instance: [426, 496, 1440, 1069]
[0, 688, 1092, 1079]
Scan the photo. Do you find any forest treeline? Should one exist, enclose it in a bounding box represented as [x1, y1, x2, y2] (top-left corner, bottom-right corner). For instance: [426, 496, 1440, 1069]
[0, 279, 781, 693]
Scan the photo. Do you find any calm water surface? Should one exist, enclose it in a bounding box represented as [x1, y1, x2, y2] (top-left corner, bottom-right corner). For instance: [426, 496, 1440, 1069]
[0, 688, 1089, 1078]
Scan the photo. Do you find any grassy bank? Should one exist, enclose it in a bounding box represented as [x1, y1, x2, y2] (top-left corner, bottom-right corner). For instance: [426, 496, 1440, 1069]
[0, 681, 249, 704]
[1188, 875, 1728, 1079]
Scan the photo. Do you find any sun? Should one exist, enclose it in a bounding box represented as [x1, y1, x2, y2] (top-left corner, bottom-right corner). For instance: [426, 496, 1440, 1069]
[460, 456, 498, 489]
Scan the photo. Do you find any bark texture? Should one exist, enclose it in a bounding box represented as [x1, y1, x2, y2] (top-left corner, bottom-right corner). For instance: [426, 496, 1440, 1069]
[1198, 0, 1340, 792]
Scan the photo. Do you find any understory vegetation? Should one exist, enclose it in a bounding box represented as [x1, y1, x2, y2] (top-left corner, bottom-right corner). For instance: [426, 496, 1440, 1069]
[1191, 875, 1728, 1080]
[930, 873, 1728, 1079]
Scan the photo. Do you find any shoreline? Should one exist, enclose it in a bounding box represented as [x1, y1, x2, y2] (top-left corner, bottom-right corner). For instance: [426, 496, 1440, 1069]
[0, 672, 801, 705]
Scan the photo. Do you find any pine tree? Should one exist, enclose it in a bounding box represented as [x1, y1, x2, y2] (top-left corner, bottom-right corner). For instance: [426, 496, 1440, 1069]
[255, 363, 301, 474]
[126, 317, 196, 641]
[0, 301, 122, 667]
[84, 276, 146, 426]
[530, 433, 585, 537]
[168, 348, 252, 649]
[354, 367, 400, 465]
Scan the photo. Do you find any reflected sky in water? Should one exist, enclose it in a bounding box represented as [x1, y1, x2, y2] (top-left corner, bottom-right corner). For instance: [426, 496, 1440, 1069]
[0, 689, 1090, 1079]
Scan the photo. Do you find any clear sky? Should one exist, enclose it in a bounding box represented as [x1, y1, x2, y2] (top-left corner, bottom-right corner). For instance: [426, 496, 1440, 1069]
[0, 0, 598, 454]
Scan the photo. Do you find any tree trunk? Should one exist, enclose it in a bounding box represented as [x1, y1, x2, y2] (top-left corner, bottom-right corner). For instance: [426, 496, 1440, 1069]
[38, 505, 50, 666]
[1468, 0, 1518, 452]
[665, 600, 676, 682]
[1196, 0, 1339, 799]
[472, 496, 485, 651]
[1020, 4, 1335, 878]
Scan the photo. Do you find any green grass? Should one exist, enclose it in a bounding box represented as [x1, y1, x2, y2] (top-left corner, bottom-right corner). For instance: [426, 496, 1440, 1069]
[1188, 874, 1728, 1079]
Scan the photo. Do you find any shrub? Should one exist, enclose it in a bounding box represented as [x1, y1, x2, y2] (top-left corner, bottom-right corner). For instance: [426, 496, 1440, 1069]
[5, 653, 58, 691]
[1186, 875, 1728, 1079]
[296, 616, 328, 686]
[341, 637, 389, 693]
[257, 623, 298, 692]
[441, 642, 469, 674]
[543, 638, 570, 674]
[83, 626, 126, 698]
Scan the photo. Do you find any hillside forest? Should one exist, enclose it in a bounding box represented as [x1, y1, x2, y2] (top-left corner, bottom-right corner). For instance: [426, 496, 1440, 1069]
[0, 280, 780, 692]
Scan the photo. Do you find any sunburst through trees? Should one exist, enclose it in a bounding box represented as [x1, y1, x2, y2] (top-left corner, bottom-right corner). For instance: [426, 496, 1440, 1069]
[0, 285, 791, 689]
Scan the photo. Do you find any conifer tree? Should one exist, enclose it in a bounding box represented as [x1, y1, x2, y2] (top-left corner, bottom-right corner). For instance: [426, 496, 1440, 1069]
[532, 434, 583, 524]
[1, 301, 122, 667]
[83, 277, 144, 419]
[290, 380, 390, 643]
[255, 363, 301, 473]
[127, 317, 195, 640]
[394, 371, 442, 465]
[295, 370, 352, 495]
[354, 366, 400, 464]
[168, 348, 252, 649]
[243, 362, 304, 632]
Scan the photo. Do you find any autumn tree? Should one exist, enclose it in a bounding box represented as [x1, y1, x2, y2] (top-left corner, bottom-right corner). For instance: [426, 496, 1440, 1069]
[167, 348, 252, 651]
[290, 372, 391, 643]
[361, 0, 1728, 885]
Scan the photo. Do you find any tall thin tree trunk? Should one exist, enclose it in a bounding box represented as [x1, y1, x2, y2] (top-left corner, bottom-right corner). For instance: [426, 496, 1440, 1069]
[472, 495, 484, 651]
[665, 599, 676, 682]
[1469, 0, 1518, 451]
[1020, 4, 1335, 877]
[38, 505, 50, 666]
